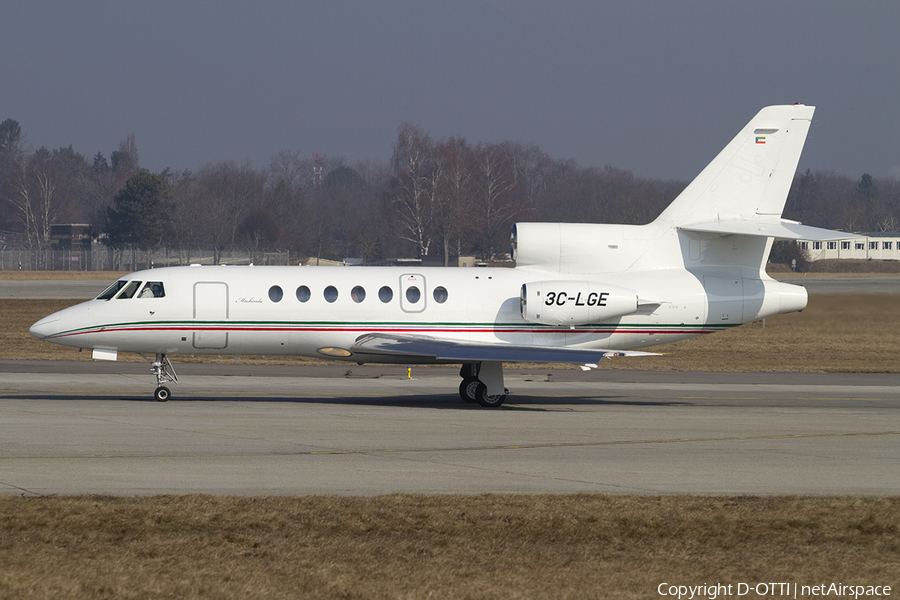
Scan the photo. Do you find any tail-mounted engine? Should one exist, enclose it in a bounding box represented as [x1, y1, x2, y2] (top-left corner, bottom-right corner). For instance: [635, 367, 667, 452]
[520, 281, 638, 326]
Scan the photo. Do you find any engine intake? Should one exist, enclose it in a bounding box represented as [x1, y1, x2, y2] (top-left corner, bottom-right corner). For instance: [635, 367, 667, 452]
[520, 281, 638, 325]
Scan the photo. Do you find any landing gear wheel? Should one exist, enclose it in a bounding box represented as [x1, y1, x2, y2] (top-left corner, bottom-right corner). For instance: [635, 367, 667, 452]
[146, 353, 178, 401]
[475, 382, 508, 408]
[459, 377, 480, 402]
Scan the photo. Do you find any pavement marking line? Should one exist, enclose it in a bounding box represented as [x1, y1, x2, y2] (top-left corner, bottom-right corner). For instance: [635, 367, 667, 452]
[678, 396, 890, 402]
[3, 430, 898, 460]
[0, 391, 400, 399]
[806, 397, 889, 402]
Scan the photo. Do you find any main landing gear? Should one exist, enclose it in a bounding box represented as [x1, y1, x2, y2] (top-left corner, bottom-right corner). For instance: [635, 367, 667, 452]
[143, 353, 179, 402]
[459, 362, 508, 408]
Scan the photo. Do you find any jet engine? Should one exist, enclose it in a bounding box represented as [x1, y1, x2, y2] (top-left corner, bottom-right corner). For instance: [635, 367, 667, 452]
[520, 281, 638, 326]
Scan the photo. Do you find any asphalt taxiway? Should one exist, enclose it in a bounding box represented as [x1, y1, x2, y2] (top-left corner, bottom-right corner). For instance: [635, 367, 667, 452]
[1, 361, 898, 496]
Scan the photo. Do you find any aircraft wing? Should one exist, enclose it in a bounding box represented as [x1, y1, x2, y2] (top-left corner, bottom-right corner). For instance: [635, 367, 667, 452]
[350, 333, 657, 365]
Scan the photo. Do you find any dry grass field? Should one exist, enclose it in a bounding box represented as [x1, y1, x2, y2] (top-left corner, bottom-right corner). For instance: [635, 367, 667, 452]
[1, 495, 898, 600]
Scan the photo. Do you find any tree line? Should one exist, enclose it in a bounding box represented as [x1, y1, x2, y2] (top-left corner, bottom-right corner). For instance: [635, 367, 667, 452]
[2, 117, 899, 265]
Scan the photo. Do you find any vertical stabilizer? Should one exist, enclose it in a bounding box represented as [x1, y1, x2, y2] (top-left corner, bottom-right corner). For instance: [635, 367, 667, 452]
[654, 105, 815, 228]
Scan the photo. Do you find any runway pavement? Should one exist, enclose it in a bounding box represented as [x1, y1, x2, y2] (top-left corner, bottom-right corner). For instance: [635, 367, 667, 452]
[0, 279, 113, 299]
[1, 362, 898, 496]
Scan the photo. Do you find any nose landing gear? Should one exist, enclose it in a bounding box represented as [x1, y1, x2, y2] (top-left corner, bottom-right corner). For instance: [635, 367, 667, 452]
[143, 353, 179, 402]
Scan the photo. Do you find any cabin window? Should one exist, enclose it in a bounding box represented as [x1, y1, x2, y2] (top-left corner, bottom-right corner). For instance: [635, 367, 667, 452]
[96, 280, 128, 300]
[116, 280, 142, 299]
[378, 286, 393, 303]
[405, 286, 421, 304]
[870, 242, 879, 250]
[269, 285, 283, 302]
[351, 286, 366, 303]
[324, 285, 338, 303]
[826, 242, 836, 250]
[137, 282, 166, 298]
[812, 242, 822, 250]
[296, 285, 311, 302]
[884, 242, 893, 250]
[433, 286, 448, 303]
[841, 242, 851, 250]
[798, 242, 808, 250]
[856, 243, 865, 250]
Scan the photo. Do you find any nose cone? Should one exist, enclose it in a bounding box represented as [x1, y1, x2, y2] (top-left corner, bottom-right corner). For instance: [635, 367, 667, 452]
[29, 316, 61, 339]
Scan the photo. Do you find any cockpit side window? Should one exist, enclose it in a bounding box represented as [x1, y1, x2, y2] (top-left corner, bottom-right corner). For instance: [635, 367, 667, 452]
[96, 280, 128, 300]
[138, 281, 166, 298]
[116, 281, 143, 299]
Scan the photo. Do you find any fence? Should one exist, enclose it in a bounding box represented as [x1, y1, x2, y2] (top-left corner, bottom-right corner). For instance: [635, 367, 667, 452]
[0, 248, 293, 271]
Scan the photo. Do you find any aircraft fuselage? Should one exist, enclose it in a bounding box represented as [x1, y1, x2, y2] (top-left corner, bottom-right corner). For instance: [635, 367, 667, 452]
[29, 262, 802, 362]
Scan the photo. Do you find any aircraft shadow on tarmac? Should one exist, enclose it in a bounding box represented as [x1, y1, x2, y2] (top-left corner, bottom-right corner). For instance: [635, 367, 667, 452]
[3, 392, 693, 410]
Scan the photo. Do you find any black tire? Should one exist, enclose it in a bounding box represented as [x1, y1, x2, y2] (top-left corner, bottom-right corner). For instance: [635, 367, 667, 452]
[459, 377, 480, 402]
[475, 382, 507, 408]
[154, 386, 171, 402]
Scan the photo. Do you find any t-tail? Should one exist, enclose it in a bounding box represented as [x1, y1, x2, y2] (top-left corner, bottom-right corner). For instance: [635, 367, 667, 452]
[513, 104, 857, 322]
[514, 105, 853, 277]
[653, 104, 855, 270]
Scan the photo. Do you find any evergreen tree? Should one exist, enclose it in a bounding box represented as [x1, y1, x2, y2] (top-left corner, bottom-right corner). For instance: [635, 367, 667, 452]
[106, 170, 172, 248]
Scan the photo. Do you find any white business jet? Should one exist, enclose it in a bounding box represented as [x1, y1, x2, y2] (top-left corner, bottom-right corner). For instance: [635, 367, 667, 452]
[30, 105, 853, 406]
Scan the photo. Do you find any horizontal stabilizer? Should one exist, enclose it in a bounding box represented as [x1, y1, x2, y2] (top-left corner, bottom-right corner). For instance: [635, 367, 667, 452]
[352, 333, 658, 365]
[678, 219, 861, 241]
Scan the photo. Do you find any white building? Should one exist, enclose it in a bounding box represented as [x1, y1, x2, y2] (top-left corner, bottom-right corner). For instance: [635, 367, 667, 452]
[798, 232, 900, 261]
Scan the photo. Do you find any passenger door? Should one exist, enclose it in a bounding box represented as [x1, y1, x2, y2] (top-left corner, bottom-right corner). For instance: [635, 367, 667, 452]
[193, 282, 229, 349]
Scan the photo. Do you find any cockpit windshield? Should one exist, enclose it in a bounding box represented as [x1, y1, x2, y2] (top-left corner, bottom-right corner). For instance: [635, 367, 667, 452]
[96, 280, 166, 300]
[116, 281, 142, 299]
[96, 280, 128, 300]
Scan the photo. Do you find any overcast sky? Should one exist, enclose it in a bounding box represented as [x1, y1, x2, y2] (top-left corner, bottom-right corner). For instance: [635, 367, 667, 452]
[3, 1, 899, 181]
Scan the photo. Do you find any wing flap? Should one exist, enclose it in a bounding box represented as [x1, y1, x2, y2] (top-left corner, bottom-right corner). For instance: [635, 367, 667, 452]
[350, 333, 657, 364]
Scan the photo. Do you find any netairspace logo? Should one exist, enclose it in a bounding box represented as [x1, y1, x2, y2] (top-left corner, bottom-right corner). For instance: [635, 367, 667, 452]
[657, 582, 892, 599]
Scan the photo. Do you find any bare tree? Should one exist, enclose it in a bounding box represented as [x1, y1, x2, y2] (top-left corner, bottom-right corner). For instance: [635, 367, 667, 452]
[432, 137, 474, 265]
[2, 148, 74, 248]
[267, 149, 309, 191]
[191, 161, 266, 262]
[470, 143, 526, 260]
[390, 124, 435, 257]
[352, 159, 391, 188]
[166, 169, 204, 260]
[265, 177, 306, 251]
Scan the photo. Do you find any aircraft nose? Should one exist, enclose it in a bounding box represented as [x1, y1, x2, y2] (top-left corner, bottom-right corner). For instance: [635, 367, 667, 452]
[29, 316, 61, 339]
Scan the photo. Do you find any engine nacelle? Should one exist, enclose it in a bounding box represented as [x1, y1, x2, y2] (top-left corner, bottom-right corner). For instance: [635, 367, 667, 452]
[520, 281, 638, 325]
